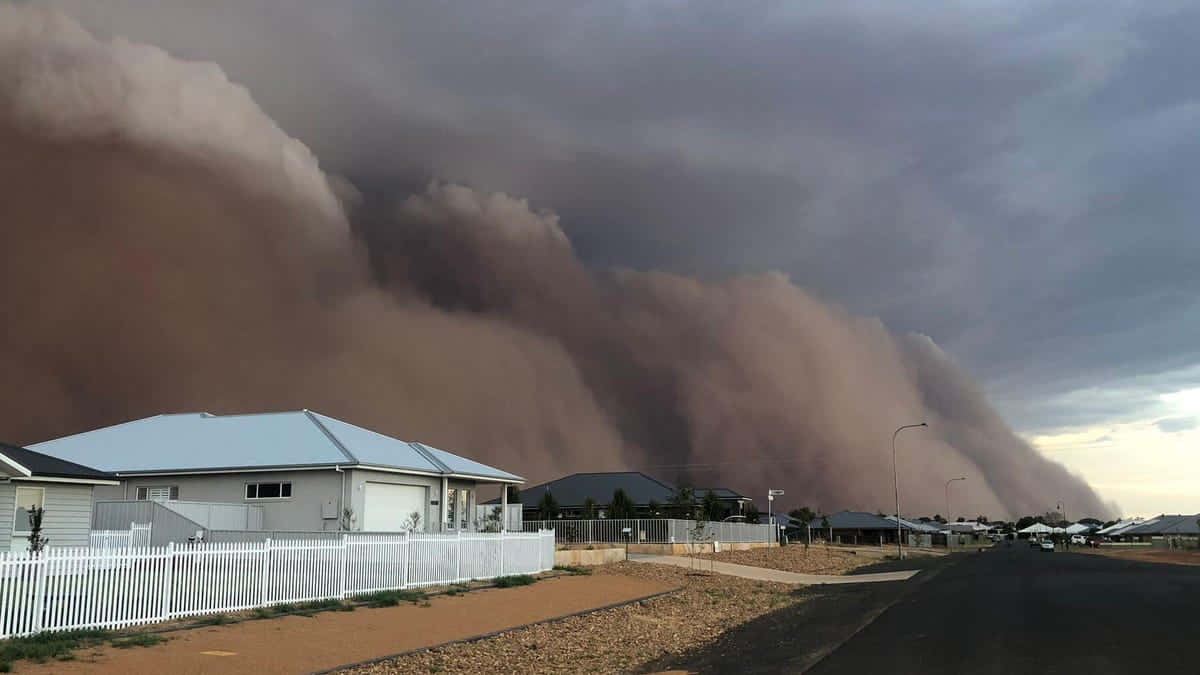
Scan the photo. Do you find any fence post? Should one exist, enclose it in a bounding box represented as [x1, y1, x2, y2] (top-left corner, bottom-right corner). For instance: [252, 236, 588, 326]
[338, 535, 348, 599]
[455, 530, 462, 583]
[401, 534, 409, 590]
[161, 542, 175, 621]
[260, 539, 272, 607]
[30, 552, 47, 633]
[499, 530, 504, 577]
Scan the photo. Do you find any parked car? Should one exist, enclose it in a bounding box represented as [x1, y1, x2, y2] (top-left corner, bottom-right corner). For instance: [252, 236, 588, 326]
[1070, 534, 1087, 545]
[1029, 538, 1042, 548]
[1040, 540, 1055, 552]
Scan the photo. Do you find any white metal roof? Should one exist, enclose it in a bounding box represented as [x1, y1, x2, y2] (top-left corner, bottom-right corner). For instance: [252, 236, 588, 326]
[1018, 522, 1054, 534]
[1097, 518, 1144, 535]
[30, 411, 522, 482]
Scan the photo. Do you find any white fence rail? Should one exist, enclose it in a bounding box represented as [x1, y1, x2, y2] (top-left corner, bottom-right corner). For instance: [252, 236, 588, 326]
[0, 530, 554, 639]
[88, 523, 152, 550]
[523, 518, 775, 544]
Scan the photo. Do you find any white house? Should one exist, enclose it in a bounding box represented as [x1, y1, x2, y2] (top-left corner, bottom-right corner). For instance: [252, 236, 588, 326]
[30, 411, 523, 536]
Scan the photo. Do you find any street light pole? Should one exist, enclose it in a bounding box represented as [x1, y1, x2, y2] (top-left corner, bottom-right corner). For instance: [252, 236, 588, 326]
[945, 477, 966, 523]
[1058, 501, 1067, 549]
[893, 422, 927, 559]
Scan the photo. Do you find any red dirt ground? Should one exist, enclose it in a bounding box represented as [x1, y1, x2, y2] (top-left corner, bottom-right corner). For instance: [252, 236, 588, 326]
[14, 574, 672, 674]
[1093, 548, 1200, 567]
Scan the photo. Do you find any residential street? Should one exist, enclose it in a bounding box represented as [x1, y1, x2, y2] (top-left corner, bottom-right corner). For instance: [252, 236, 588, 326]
[651, 546, 1200, 674]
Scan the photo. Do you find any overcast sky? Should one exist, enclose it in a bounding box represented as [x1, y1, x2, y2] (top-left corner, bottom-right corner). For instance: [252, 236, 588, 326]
[37, 0, 1200, 516]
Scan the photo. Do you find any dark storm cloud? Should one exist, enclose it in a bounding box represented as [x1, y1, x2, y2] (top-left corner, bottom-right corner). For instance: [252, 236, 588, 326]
[37, 0, 1200, 436]
[12, 1, 1200, 517]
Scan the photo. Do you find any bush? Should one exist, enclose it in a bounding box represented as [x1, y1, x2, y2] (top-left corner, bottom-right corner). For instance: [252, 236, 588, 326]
[552, 565, 592, 575]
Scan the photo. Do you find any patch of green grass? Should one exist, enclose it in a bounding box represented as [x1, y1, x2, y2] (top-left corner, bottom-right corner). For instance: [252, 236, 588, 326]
[110, 634, 166, 649]
[298, 598, 345, 612]
[272, 603, 296, 614]
[190, 613, 229, 626]
[553, 565, 592, 575]
[491, 575, 536, 588]
[0, 628, 112, 671]
[251, 607, 273, 619]
[358, 589, 426, 607]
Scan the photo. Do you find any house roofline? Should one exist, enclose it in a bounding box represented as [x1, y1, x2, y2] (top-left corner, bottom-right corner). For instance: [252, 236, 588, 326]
[0, 452, 32, 478]
[303, 411, 358, 464]
[110, 462, 524, 483]
[9, 476, 120, 486]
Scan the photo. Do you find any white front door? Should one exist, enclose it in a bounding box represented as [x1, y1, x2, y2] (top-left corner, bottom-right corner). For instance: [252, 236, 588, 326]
[363, 483, 426, 532]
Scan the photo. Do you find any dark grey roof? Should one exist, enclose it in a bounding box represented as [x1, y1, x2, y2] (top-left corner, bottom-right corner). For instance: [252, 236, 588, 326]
[496, 472, 677, 509]
[696, 487, 750, 501]
[1121, 514, 1200, 536]
[0, 442, 114, 481]
[808, 511, 903, 531]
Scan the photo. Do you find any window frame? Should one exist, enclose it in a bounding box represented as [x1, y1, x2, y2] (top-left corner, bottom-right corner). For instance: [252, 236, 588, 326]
[13, 486, 46, 535]
[135, 486, 178, 501]
[245, 481, 293, 501]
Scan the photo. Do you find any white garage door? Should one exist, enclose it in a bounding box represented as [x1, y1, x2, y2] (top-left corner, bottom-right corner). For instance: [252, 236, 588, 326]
[363, 483, 426, 531]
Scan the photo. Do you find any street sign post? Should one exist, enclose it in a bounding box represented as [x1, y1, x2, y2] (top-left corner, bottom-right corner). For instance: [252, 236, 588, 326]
[767, 489, 784, 539]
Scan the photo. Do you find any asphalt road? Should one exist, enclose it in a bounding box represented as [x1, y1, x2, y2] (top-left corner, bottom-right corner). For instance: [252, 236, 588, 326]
[649, 546, 1200, 674]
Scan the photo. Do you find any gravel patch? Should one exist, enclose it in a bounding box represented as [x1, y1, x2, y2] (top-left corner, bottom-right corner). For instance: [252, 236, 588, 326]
[693, 545, 881, 575]
[338, 562, 805, 674]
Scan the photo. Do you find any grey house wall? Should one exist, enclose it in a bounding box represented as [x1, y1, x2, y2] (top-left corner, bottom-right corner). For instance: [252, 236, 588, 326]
[98, 469, 495, 535]
[0, 482, 95, 551]
[110, 470, 347, 532]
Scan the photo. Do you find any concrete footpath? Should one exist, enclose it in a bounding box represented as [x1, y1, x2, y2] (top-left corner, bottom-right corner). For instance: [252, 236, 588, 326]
[631, 554, 920, 584]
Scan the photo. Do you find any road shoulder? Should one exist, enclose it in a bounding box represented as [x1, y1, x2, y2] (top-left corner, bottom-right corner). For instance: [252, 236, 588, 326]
[640, 554, 959, 674]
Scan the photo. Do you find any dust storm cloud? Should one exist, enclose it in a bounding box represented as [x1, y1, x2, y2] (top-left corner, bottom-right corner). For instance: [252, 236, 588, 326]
[0, 6, 1112, 519]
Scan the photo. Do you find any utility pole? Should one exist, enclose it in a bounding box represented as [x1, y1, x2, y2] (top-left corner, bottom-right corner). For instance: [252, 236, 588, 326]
[1059, 501, 1067, 549]
[892, 423, 927, 559]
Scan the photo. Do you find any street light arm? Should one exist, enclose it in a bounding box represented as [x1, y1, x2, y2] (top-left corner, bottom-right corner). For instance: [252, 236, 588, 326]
[945, 476, 966, 523]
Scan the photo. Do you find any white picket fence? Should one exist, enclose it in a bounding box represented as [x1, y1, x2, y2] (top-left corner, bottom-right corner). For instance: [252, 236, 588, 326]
[88, 523, 152, 550]
[524, 518, 776, 544]
[0, 530, 554, 638]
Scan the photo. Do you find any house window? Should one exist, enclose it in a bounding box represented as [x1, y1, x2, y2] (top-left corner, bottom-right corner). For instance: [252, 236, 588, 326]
[13, 487, 45, 534]
[135, 486, 178, 501]
[246, 482, 292, 500]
